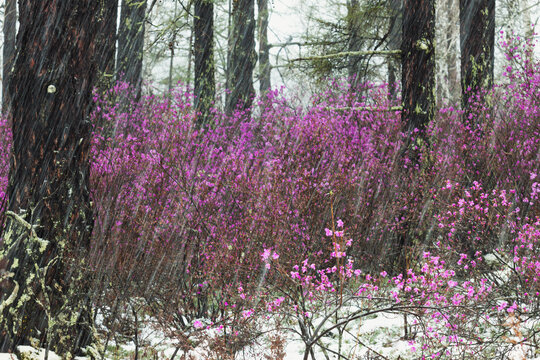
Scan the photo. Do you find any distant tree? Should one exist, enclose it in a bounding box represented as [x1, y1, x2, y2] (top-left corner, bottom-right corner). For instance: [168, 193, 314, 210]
[226, 0, 256, 114]
[118, 0, 148, 98]
[446, 0, 460, 104]
[460, 0, 495, 111]
[401, 0, 435, 138]
[2, 0, 16, 113]
[258, 0, 271, 94]
[0, 0, 101, 355]
[347, 0, 362, 88]
[194, 0, 216, 124]
[387, 0, 401, 100]
[292, 1, 400, 91]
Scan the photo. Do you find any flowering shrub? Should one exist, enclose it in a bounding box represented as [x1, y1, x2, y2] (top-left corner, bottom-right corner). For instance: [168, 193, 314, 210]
[0, 35, 538, 359]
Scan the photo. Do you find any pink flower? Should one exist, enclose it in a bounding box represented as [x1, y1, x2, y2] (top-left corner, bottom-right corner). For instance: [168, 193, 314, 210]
[337, 219, 344, 227]
[507, 301, 518, 313]
[325, 228, 333, 236]
[193, 320, 203, 329]
[261, 248, 271, 261]
[242, 309, 254, 319]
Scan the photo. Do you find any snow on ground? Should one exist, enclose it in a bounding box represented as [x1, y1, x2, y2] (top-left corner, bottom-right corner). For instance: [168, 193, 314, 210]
[0, 354, 16, 360]
[2, 310, 540, 359]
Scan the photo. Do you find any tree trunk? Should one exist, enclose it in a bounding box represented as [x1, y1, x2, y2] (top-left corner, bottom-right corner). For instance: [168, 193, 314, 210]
[96, 0, 118, 91]
[258, 0, 271, 94]
[395, 0, 435, 274]
[446, 0, 460, 104]
[226, 0, 256, 114]
[2, 0, 16, 114]
[225, 0, 233, 94]
[347, 0, 361, 90]
[401, 0, 435, 138]
[460, 0, 495, 111]
[118, 0, 147, 99]
[0, 0, 100, 356]
[387, 0, 401, 100]
[194, 0, 215, 125]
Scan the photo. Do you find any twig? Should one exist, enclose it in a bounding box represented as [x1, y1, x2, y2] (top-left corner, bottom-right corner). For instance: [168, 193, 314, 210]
[290, 50, 401, 62]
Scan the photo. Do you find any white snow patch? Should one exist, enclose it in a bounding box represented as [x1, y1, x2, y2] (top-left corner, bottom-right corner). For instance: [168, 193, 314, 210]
[0, 354, 17, 360]
[16, 346, 61, 360]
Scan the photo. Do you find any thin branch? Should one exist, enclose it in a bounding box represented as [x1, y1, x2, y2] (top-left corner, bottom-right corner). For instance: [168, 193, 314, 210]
[290, 49, 401, 62]
[323, 106, 403, 112]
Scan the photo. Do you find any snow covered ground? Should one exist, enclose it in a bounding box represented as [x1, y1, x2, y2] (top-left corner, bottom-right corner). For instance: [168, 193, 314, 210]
[2, 309, 540, 359]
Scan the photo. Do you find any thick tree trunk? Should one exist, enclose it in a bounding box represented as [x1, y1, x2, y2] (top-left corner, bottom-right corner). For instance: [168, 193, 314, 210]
[118, 0, 147, 99]
[226, 0, 256, 114]
[2, 0, 16, 114]
[96, 0, 118, 90]
[401, 0, 435, 138]
[0, 0, 100, 356]
[395, 0, 435, 274]
[460, 0, 495, 111]
[258, 0, 271, 94]
[194, 0, 215, 125]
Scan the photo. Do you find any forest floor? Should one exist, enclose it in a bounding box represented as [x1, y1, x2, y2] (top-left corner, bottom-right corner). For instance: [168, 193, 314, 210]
[1, 310, 537, 360]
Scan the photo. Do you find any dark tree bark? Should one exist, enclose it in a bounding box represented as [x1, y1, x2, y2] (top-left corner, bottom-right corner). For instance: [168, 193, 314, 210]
[194, 0, 215, 125]
[258, 0, 271, 94]
[394, 0, 435, 275]
[2, 0, 16, 113]
[96, 0, 118, 90]
[226, 0, 256, 114]
[387, 0, 401, 100]
[118, 0, 147, 99]
[401, 0, 435, 138]
[460, 0, 495, 110]
[0, 0, 100, 355]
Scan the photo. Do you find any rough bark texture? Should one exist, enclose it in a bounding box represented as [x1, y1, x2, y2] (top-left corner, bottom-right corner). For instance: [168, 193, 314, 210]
[0, 1, 100, 356]
[194, 0, 215, 125]
[226, 0, 256, 114]
[460, 0, 495, 110]
[96, 0, 118, 90]
[118, 0, 147, 99]
[395, 0, 435, 274]
[401, 0, 435, 137]
[2, 0, 16, 113]
[258, 0, 271, 94]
